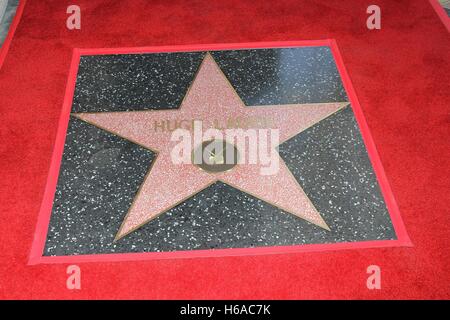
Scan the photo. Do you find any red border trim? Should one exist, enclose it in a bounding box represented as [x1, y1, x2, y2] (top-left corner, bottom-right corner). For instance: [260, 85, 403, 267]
[28, 39, 412, 265]
[0, 0, 26, 70]
[429, 0, 450, 32]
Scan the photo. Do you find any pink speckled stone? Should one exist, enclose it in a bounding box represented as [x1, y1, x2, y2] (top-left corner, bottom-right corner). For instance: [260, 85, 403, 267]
[75, 54, 347, 239]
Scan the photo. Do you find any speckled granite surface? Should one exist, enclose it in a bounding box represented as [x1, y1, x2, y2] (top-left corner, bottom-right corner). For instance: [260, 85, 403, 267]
[44, 47, 395, 256]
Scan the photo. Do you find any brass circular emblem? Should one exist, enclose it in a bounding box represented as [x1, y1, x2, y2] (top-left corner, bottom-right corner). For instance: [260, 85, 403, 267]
[192, 139, 239, 173]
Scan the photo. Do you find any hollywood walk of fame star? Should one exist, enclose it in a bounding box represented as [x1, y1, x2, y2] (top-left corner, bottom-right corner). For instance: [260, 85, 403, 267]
[73, 53, 349, 240]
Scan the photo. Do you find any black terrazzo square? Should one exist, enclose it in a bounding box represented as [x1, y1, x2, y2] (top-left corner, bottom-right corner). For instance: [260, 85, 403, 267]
[43, 46, 398, 256]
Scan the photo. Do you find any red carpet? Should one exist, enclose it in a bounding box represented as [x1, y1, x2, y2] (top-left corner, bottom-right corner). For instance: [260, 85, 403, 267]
[0, 0, 449, 299]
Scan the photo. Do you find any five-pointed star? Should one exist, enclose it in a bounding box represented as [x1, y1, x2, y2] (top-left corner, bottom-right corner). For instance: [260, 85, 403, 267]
[73, 53, 348, 240]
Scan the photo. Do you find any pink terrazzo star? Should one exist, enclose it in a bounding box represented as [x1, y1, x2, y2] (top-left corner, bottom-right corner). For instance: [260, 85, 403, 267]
[74, 53, 348, 240]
